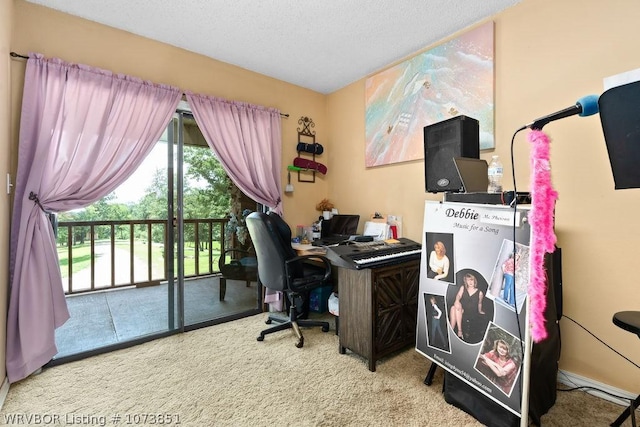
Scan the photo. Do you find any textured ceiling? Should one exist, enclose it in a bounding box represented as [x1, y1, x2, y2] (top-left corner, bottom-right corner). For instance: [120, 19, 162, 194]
[24, 0, 522, 94]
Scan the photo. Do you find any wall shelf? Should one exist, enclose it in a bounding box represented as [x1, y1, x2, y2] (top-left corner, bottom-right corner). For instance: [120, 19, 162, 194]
[296, 116, 317, 183]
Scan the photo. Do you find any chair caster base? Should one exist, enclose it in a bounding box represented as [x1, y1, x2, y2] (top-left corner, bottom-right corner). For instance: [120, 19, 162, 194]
[322, 325, 329, 332]
[257, 335, 264, 341]
[296, 337, 304, 348]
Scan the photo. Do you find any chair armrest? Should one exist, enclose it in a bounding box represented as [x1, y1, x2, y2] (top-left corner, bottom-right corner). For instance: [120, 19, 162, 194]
[218, 248, 254, 271]
[285, 254, 332, 283]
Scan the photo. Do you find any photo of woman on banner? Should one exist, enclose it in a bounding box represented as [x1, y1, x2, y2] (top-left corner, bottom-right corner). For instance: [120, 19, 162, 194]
[428, 241, 450, 280]
[474, 323, 522, 396]
[447, 269, 493, 344]
[501, 252, 519, 305]
[488, 240, 531, 313]
[424, 232, 454, 283]
[424, 293, 450, 352]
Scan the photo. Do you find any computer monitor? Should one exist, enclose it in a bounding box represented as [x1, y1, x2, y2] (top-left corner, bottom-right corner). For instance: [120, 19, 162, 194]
[321, 214, 360, 238]
[453, 157, 489, 193]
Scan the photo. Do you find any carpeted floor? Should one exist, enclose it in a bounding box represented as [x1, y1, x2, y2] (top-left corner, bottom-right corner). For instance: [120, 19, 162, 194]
[1, 313, 632, 426]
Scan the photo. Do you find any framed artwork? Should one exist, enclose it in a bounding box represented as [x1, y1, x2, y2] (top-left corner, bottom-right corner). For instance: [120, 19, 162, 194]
[365, 21, 494, 167]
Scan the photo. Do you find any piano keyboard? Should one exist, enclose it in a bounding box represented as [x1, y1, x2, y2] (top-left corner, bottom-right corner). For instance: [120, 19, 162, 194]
[352, 247, 422, 268]
[325, 237, 422, 269]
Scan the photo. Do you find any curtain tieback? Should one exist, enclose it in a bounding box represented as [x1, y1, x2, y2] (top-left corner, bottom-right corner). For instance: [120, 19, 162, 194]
[29, 192, 51, 214]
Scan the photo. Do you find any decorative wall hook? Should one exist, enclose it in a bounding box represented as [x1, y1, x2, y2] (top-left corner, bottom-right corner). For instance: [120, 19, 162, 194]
[296, 116, 321, 183]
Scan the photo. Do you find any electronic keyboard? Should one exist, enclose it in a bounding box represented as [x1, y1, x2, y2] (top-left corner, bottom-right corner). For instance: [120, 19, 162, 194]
[325, 237, 422, 269]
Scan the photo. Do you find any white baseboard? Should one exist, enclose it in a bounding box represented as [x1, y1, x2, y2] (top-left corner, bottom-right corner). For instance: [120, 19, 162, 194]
[0, 377, 9, 410]
[558, 369, 637, 407]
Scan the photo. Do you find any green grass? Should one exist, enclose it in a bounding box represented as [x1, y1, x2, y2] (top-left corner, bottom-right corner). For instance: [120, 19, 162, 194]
[57, 240, 224, 279]
[182, 242, 223, 276]
[57, 244, 93, 277]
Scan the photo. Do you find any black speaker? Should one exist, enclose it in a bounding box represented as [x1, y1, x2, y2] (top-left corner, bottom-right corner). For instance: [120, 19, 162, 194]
[598, 80, 640, 189]
[424, 115, 480, 193]
[546, 247, 563, 320]
[442, 248, 562, 426]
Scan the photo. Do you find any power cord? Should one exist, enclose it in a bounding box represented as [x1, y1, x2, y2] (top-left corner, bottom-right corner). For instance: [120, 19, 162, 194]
[509, 128, 526, 402]
[556, 373, 631, 402]
[557, 314, 639, 401]
[561, 314, 639, 370]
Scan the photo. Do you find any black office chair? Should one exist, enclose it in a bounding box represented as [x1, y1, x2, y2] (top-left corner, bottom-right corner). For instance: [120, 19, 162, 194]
[245, 211, 331, 348]
[611, 311, 640, 427]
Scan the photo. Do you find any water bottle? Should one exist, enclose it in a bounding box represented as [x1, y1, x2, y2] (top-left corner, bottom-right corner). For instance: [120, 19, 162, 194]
[487, 155, 503, 193]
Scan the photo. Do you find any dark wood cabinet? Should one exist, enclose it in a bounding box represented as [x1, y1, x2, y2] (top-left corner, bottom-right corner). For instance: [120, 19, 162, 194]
[338, 259, 420, 371]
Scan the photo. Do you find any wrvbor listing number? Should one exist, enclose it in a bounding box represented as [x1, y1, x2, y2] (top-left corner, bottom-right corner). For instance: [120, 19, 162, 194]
[1, 412, 182, 425]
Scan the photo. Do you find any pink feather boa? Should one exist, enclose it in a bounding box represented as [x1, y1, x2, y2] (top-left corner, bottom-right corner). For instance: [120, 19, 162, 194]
[527, 130, 558, 342]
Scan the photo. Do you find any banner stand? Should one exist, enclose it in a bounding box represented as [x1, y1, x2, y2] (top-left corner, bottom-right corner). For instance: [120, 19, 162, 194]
[416, 201, 539, 425]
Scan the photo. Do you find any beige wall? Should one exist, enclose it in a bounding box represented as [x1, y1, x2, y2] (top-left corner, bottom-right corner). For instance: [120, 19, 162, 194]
[6, 0, 639, 395]
[328, 0, 640, 393]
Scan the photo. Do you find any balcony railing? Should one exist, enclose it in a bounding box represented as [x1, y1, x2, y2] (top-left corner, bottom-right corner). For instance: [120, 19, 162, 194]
[57, 218, 229, 295]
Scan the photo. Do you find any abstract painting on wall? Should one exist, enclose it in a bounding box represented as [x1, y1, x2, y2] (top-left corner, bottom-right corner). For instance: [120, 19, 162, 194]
[365, 22, 494, 167]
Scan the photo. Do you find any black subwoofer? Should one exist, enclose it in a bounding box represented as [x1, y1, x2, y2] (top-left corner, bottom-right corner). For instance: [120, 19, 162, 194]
[424, 115, 480, 193]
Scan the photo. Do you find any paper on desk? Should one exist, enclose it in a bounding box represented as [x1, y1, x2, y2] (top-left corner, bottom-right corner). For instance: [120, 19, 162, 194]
[363, 221, 390, 240]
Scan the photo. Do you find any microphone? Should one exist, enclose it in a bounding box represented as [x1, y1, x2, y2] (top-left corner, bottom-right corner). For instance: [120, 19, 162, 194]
[524, 94, 600, 130]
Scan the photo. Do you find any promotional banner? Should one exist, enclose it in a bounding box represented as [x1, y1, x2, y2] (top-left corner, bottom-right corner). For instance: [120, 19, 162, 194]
[416, 201, 531, 415]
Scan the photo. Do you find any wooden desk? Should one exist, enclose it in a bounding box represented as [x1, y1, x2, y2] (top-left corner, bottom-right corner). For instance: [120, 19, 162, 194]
[291, 243, 327, 256]
[292, 242, 420, 371]
[337, 259, 419, 372]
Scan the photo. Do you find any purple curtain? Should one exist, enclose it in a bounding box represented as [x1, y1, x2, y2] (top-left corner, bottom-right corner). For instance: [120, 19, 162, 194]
[185, 93, 283, 214]
[7, 54, 182, 383]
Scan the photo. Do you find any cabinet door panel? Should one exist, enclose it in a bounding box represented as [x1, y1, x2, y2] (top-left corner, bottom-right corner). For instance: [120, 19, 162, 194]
[402, 263, 420, 338]
[376, 309, 404, 350]
[375, 268, 406, 350]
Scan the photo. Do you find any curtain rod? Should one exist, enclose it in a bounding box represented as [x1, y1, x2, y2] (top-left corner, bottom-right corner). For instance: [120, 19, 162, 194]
[9, 51, 289, 118]
[10, 51, 28, 60]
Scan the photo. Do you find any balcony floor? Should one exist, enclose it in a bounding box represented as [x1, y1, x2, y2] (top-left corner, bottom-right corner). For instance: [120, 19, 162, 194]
[54, 275, 259, 359]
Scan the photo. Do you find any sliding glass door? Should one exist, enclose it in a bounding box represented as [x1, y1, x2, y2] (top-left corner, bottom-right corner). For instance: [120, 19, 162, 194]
[178, 111, 262, 329]
[51, 105, 261, 364]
